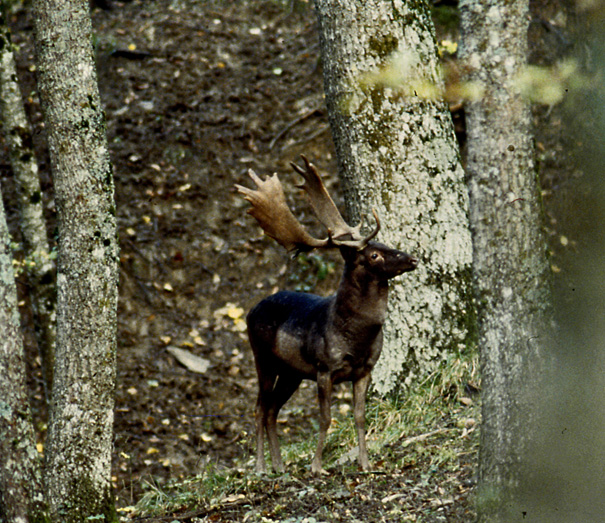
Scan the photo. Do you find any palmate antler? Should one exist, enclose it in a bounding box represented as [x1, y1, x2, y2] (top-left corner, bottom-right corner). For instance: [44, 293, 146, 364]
[235, 169, 329, 253]
[235, 155, 379, 254]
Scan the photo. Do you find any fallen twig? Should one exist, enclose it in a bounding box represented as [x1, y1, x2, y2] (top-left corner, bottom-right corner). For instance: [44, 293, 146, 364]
[269, 107, 323, 149]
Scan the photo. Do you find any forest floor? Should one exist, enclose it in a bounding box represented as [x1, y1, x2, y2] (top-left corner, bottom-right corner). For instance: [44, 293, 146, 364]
[1, 0, 582, 521]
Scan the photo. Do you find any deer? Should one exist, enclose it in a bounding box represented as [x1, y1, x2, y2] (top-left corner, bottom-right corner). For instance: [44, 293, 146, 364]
[235, 155, 418, 475]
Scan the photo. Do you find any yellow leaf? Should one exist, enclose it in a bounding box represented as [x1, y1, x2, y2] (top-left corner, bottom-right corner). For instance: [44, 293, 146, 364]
[233, 318, 247, 332]
[146, 447, 159, 455]
[227, 306, 244, 319]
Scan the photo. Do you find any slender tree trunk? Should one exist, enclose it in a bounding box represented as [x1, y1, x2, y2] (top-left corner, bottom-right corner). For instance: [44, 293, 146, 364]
[0, 0, 56, 400]
[313, 0, 474, 393]
[459, 0, 553, 519]
[32, 1, 119, 521]
[0, 186, 50, 522]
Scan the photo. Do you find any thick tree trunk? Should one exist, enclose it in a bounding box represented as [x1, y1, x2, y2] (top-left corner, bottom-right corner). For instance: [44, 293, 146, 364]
[0, 0, 56, 399]
[459, 0, 553, 519]
[0, 188, 50, 522]
[313, 0, 474, 393]
[32, 1, 119, 521]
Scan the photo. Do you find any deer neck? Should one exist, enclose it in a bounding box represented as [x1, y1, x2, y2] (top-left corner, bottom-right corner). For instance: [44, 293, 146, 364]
[332, 263, 389, 335]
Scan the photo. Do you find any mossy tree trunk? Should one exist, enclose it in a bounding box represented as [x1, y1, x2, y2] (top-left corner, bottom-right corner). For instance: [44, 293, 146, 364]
[459, 0, 553, 519]
[32, 1, 119, 521]
[0, 0, 56, 401]
[0, 186, 50, 523]
[313, 0, 474, 393]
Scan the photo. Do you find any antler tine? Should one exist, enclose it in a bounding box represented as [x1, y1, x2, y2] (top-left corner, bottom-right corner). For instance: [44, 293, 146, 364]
[235, 169, 329, 254]
[291, 155, 380, 248]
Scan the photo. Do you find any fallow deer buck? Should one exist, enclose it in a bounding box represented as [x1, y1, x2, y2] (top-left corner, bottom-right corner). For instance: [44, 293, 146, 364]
[236, 156, 417, 475]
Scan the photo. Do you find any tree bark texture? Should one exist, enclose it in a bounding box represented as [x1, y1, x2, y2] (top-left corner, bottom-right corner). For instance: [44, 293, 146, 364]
[0, 186, 50, 523]
[0, 1, 56, 400]
[32, 1, 119, 521]
[459, 0, 553, 519]
[313, 0, 474, 393]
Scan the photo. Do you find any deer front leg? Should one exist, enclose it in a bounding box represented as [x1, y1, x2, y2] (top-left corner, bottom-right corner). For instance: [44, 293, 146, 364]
[312, 371, 333, 475]
[353, 373, 372, 470]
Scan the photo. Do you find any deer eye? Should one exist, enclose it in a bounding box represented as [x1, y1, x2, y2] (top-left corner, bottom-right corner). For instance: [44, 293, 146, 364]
[370, 253, 379, 260]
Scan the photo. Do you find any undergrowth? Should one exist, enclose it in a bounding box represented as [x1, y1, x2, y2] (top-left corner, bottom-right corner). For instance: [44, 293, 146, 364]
[130, 351, 479, 522]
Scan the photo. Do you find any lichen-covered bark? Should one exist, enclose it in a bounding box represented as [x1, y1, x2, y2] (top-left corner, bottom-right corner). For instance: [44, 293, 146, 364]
[313, 0, 474, 393]
[32, 1, 119, 521]
[459, 0, 553, 519]
[0, 1, 56, 400]
[0, 187, 50, 523]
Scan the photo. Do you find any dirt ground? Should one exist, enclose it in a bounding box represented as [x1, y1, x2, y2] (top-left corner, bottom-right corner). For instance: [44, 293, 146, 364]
[1, 0, 580, 520]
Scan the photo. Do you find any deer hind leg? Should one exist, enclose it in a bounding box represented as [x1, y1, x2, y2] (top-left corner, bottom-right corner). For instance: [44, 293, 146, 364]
[353, 373, 372, 470]
[265, 372, 302, 472]
[254, 369, 276, 473]
[312, 371, 333, 475]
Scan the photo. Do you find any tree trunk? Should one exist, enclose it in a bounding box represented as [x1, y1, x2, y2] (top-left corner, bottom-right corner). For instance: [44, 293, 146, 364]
[0, 186, 50, 522]
[0, 0, 56, 400]
[459, 0, 553, 519]
[32, 1, 119, 521]
[313, 0, 474, 393]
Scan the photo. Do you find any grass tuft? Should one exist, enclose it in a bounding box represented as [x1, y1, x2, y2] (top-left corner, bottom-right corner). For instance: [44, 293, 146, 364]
[132, 351, 479, 520]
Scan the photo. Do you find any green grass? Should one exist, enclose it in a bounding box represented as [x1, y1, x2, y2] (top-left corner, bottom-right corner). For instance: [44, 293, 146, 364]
[132, 351, 479, 520]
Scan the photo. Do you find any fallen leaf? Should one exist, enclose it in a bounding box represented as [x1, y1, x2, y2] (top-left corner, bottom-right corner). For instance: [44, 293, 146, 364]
[167, 346, 211, 374]
[233, 318, 247, 332]
[227, 306, 244, 319]
[223, 494, 246, 504]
